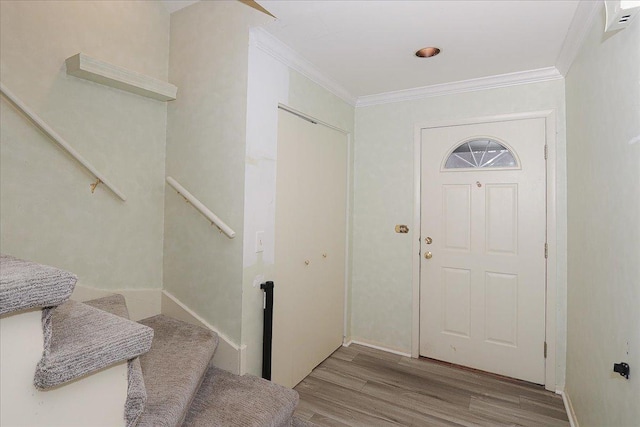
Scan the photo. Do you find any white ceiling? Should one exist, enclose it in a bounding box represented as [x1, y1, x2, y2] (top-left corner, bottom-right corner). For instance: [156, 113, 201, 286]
[255, 0, 581, 98]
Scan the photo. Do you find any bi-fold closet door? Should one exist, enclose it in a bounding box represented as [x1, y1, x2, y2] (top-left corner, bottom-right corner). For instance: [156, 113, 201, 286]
[271, 108, 347, 388]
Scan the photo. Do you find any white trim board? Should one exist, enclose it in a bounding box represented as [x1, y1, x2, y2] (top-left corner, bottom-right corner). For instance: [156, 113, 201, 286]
[555, 1, 603, 76]
[411, 110, 560, 392]
[65, 53, 177, 101]
[356, 67, 563, 107]
[561, 390, 580, 427]
[251, 27, 357, 106]
[344, 339, 412, 358]
[160, 291, 246, 375]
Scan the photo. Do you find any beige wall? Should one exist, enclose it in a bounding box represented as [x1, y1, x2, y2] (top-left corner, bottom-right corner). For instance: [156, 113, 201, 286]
[164, 1, 270, 345]
[0, 1, 169, 290]
[352, 80, 568, 387]
[565, 6, 640, 426]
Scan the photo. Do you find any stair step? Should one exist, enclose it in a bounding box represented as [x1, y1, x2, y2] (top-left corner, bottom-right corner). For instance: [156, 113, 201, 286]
[84, 293, 131, 319]
[0, 254, 77, 315]
[182, 366, 299, 427]
[34, 299, 154, 389]
[137, 314, 219, 427]
[85, 294, 147, 427]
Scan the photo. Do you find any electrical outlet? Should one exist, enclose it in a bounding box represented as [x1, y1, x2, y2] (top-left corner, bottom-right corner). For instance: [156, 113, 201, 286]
[255, 231, 264, 253]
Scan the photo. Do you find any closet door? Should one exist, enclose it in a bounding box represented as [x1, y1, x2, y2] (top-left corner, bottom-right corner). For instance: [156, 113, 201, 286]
[272, 108, 347, 388]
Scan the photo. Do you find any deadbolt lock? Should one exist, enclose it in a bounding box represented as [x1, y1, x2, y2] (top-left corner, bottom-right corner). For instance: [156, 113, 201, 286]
[424, 251, 433, 259]
[425, 237, 433, 244]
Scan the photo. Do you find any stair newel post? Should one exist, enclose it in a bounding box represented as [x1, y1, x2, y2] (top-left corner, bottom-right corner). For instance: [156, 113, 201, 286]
[259, 281, 274, 380]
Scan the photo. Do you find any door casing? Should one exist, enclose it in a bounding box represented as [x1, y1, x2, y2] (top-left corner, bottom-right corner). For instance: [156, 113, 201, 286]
[411, 110, 559, 391]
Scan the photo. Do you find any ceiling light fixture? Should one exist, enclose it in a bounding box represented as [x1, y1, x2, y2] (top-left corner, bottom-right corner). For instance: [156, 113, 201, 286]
[415, 47, 441, 58]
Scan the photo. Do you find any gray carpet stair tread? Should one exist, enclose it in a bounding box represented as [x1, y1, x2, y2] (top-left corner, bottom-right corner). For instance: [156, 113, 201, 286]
[85, 294, 148, 427]
[0, 254, 77, 315]
[182, 366, 299, 427]
[137, 314, 219, 427]
[84, 293, 131, 318]
[34, 299, 154, 389]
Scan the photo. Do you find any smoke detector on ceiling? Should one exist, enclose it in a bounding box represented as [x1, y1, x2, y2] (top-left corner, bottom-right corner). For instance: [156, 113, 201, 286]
[605, 0, 640, 32]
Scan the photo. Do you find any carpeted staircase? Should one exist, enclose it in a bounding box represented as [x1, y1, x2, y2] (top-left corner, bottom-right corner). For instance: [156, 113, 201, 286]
[0, 254, 314, 427]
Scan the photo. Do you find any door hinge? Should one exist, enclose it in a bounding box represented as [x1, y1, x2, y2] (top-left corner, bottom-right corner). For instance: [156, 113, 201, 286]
[544, 243, 548, 259]
[544, 145, 548, 159]
[544, 341, 548, 358]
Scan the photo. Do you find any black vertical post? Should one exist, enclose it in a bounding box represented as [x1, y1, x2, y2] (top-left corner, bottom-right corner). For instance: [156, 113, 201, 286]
[260, 281, 274, 380]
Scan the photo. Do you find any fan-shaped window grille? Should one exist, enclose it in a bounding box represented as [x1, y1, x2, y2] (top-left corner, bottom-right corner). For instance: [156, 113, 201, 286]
[444, 138, 518, 169]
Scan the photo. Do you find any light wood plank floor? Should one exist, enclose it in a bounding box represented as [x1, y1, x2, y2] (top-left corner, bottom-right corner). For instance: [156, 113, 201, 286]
[293, 344, 569, 427]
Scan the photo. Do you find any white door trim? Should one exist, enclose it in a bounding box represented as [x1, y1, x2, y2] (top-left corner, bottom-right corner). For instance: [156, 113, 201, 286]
[412, 110, 558, 391]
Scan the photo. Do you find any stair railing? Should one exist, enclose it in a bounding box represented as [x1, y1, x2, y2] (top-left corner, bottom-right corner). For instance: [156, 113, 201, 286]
[166, 176, 236, 239]
[0, 82, 127, 201]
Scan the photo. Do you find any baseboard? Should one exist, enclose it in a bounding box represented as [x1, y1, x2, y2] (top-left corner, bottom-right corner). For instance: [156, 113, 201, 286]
[71, 285, 161, 321]
[160, 291, 246, 375]
[560, 389, 579, 427]
[346, 338, 412, 358]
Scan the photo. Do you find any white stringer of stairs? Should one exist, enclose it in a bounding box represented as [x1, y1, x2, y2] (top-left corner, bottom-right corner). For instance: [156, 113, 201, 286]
[0, 254, 314, 427]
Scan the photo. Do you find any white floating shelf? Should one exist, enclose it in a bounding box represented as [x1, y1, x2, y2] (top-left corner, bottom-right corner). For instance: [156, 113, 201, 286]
[65, 53, 177, 101]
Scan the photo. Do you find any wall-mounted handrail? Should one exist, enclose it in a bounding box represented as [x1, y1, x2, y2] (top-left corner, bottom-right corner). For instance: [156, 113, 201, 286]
[166, 176, 236, 239]
[0, 82, 127, 201]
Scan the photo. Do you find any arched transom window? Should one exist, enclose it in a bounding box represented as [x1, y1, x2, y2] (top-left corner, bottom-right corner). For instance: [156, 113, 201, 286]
[444, 138, 518, 169]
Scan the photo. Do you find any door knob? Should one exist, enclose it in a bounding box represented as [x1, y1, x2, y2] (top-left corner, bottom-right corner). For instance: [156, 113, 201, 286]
[424, 251, 433, 259]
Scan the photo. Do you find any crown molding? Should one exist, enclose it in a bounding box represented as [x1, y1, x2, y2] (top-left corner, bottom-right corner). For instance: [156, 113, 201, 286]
[251, 27, 357, 106]
[555, 0, 604, 76]
[253, 1, 596, 110]
[356, 67, 563, 107]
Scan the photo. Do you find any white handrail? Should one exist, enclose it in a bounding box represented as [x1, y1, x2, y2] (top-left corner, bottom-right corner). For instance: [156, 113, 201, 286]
[0, 82, 127, 201]
[166, 176, 236, 239]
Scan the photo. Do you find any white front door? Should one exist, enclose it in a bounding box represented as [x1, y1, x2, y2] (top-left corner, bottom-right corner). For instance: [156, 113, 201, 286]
[419, 118, 547, 384]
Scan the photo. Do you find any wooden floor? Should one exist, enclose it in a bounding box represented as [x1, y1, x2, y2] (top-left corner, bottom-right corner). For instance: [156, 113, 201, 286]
[293, 344, 569, 427]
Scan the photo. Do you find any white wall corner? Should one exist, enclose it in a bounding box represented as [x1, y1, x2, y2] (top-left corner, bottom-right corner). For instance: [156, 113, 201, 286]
[355, 67, 563, 107]
[251, 27, 357, 106]
[561, 389, 580, 427]
[160, 290, 243, 375]
[555, 0, 604, 76]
